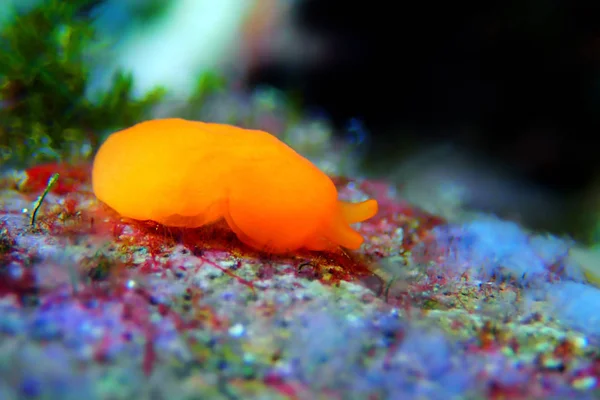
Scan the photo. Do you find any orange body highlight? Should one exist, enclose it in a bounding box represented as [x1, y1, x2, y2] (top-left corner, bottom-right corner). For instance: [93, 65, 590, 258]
[92, 118, 378, 254]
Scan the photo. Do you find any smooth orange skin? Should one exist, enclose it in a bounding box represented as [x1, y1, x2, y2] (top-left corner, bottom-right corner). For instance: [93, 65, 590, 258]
[92, 118, 378, 254]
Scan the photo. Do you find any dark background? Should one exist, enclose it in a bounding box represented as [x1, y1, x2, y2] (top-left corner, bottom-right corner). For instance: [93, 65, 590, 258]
[247, 0, 600, 201]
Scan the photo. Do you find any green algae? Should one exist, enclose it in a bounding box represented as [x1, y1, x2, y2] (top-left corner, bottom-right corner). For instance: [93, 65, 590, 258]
[0, 0, 165, 167]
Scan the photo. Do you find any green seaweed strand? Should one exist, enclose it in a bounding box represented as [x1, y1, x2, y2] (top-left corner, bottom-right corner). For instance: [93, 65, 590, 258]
[30, 172, 59, 227]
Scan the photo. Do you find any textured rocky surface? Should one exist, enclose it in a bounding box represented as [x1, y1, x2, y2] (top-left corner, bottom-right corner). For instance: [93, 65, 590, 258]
[1, 163, 599, 400]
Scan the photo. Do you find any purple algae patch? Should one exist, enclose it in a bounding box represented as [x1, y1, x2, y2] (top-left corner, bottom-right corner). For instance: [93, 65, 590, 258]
[526, 281, 600, 337]
[421, 217, 585, 285]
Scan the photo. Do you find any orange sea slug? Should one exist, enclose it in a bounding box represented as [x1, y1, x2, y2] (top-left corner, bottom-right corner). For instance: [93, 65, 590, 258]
[92, 118, 378, 254]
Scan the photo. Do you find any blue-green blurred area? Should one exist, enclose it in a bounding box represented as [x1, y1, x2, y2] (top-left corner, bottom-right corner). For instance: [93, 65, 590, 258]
[0, 0, 168, 30]
[1, 0, 262, 99]
[0, 0, 39, 22]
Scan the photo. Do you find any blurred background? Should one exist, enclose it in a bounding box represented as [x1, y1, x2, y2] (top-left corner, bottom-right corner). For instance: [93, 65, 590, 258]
[3, 0, 600, 242]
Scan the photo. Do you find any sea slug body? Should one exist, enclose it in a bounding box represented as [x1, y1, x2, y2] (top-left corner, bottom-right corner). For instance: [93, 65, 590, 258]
[92, 118, 378, 254]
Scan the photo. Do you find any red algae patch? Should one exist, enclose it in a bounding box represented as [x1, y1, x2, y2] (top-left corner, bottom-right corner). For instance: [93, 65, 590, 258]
[21, 163, 91, 196]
